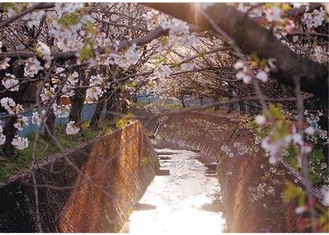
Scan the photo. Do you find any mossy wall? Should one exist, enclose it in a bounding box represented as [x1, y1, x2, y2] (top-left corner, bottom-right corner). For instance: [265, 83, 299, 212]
[0, 121, 158, 232]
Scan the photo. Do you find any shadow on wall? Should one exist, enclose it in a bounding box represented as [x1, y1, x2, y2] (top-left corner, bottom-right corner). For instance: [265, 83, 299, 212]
[0, 121, 158, 233]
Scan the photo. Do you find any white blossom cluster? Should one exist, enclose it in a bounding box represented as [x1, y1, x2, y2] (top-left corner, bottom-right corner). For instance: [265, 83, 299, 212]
[303, 7, 327, 28]
[234, 61, 253, 83]
[31, 110, 46, 126]
[234, 59, 276, 84]
[311, 46, 329, 64]
[53, 104, 71, 118]
[62, 71, 79, 97]
[21, 10, 45, 28]
[0, 97, 24, 115]
[255, 114, 313, 165]
[24, 57, 43, 77]
[86, 74, 108, 102]
[0, 58, 11, 70]
[49, 3, 91, 52]
[143, 10, 162, 30]
[13, 116, 29, 131]
[66, 121, 80, 135]
[36, 42, 53, 68]
[55, 2, 84, 17]
[153, 64, 171, 79]
[1, 73, 19, 92]
[40, 85, 56, 103]
[11, 135, 29, 150]
[111, 44, 141, 69]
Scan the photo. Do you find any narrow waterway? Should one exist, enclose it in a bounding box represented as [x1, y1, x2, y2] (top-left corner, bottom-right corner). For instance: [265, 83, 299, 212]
[120, 147, 226, 233]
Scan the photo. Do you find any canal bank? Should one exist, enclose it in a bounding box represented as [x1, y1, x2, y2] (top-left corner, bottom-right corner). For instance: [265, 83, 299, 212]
[0, 121, 158, 232]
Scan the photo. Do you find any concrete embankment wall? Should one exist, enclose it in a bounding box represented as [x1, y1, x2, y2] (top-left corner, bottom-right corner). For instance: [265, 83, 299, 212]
[0, 121, 158, 232]
[152, 111, 302, 233]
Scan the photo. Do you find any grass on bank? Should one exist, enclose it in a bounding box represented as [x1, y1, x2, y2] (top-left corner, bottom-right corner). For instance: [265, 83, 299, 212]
[0, 117, 118, 182]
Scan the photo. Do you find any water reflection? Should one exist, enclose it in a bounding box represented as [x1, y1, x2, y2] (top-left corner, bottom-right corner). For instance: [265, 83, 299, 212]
[121, 148, 226, 233]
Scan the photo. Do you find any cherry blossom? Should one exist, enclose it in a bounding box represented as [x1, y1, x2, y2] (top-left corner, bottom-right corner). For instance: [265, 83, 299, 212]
[36, 42, 53, 68]
[153, 64, 171, 79]
[113, 44, 141, 69]
[21, 10, 45, 28]
[0, 97, 24, 115]
[40, 86, 56, 103]
[31, 111, 45, 126]
[62, 71, 79, 97]
[53, 104, 71, 118]
[86, 86, 104, 102]
[24, 57, 43, 77]
[66, 121, 80, 135]
[303, 7, 327, 28]
[304, 126, 315, 135]
[11, 135, 29, 150]
[255, 70, 269, 83]
[2, 73, 19, 92]
[0, 58, 11, 70]
[14, 116, 30, 131]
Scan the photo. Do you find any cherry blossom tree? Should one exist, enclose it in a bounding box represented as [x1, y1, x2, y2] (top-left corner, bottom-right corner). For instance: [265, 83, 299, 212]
[0, 2, 328, 232]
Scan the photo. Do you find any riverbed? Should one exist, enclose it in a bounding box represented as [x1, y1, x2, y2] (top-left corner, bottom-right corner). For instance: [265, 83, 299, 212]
[120, 148, 226, 233]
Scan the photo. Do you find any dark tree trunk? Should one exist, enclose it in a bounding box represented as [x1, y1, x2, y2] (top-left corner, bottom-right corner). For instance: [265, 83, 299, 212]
[2, 116, 17, 157]
[199, 97, 204, 106]
[69, 69, 87, 126]
[44, 110, 55, 140]
[89, 99, 106, 130]
[69, 88, 86, 126]
[180, 94, 186, 108]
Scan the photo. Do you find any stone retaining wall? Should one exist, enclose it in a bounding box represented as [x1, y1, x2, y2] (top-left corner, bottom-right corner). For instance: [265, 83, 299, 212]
[0, 121, 158, 232]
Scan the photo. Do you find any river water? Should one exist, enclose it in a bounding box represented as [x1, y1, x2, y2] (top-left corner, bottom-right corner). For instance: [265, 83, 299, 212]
[120, 147, 226, 233]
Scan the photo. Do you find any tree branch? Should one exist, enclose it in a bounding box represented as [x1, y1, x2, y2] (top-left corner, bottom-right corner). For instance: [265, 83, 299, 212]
[143, 3, 328, 97]
[0, 27, 168, 61]
[0, 3, 43, 28]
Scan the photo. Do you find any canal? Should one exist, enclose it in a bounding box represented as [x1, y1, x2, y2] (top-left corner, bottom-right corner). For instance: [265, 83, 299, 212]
[120, 146, 227, 233]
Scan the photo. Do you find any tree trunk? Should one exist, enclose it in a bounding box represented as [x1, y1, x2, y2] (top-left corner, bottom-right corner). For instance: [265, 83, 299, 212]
[89, 99, 105, 130]
[69, 88, 86, 126]
[69, 69, 87, 126]
[180, 94, 186, 108]
[44, 110, 55, 140]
